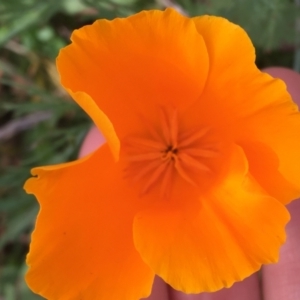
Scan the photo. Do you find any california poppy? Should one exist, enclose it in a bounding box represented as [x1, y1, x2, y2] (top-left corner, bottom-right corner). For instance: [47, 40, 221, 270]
[24, 8, 300, 300]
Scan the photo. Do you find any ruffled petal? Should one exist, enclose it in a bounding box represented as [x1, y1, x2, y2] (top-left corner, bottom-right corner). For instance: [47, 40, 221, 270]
[57, 8, 209, 139]
[24, 144, 154, 300]
[240, 135, 300, 205]
[133, 145, 289, 293]
[234, 73, 300, 204]
[186, 16, 300, 204]
[223, 72, 300, 204]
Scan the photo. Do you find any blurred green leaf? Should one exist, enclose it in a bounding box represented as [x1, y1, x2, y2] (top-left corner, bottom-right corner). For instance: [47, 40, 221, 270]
[62, 0, 88, 14]
[0, 1, 62, 46]
[111, 0, 137, 5]
[0, 201, 37, 249]
[36, 27, 55, 42]
[177, 0, 299, 50]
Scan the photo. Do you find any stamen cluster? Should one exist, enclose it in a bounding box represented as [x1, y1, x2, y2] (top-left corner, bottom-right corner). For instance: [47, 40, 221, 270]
[124, 107, 218, 197]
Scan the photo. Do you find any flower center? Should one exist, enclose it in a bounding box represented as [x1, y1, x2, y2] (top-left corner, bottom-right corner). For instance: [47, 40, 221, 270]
[123, 107, 218, 198]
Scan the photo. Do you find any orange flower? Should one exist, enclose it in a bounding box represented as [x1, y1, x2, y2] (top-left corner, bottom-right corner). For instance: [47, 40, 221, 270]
[24, 8, 300, 300]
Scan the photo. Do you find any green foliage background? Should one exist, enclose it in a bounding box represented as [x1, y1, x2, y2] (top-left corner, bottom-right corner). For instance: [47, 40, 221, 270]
[0, 0, 299, 299]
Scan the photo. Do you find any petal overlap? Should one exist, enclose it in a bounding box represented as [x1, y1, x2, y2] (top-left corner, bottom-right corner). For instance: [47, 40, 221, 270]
[185, 16, 300, 203]
[133, 145, 290, 293]
[57, 8, 209, 140]
[25, 144, 154, 300]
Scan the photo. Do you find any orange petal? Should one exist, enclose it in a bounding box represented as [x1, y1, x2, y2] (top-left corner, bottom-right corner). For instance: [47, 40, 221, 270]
[240, 137, 300, 205]
[67, 90, 120, 160]
[24, 144, 154, 300]
[187, 16, 300, 204]
[183, 15, 257, 131]
[235, 73, 300, 204]
[227, 72, 300, 204]
[57, 8, 209, 139]
[193, 15, 256, 82]
[133, 145, 289, 293]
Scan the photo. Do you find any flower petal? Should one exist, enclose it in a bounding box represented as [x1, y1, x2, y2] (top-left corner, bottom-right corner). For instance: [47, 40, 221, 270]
[235, 73, 300, 204]
[226, 72, 300, 204]
[182, 15, 257, 132]
[193, 15, 256, 82]
[187, 16, 300, 204]
[24, 144, 154, 300]
[57, 8, 209, 139]
[133, 145, 289, 293]
[67, 90, 120, 160]
[240, 136, 300, 205]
